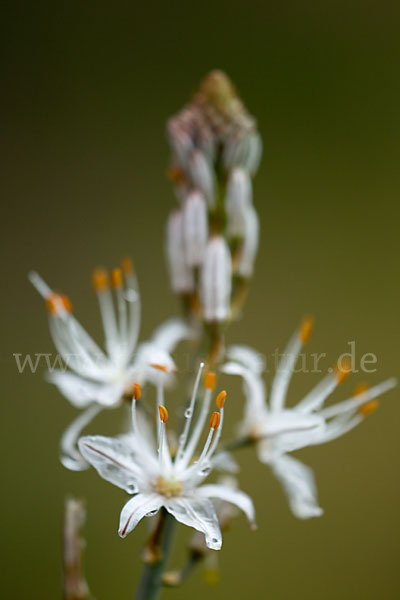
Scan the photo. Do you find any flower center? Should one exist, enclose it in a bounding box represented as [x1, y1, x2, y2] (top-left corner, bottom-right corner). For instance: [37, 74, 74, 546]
[156, 476, 183, 498]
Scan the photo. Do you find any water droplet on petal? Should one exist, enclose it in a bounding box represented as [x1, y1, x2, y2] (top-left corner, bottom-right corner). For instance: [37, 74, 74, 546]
[184, 408, 192, 418]
[199, 466, 211, 476]
[145, 509, 159, 517]
[126, 483, 137, 494]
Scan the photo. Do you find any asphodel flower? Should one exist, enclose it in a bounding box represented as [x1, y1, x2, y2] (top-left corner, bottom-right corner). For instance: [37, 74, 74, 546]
[29, 259, 189, 470]
[221, 318, 397, 519]
[79, 366, 256, 550]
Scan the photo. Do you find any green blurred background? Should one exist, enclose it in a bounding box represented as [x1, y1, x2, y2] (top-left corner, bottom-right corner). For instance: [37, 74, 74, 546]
[2, 1, 400, 598]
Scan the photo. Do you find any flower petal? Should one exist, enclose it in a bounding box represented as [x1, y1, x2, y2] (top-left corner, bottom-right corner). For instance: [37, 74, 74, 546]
[47, 370, 124, 408]
[78, 435, 147, 493]
[60, 404, 103, 471]
[197, 484, 256, 528]
[226, 345, 265, 375]
[118, 494, 163, 538]
[211, 451, 239, 474]
[221, 361, 266, 416]
[150, 318, 193, 353]
[165, 496, 222, 550]
[270, 454, 323, 519]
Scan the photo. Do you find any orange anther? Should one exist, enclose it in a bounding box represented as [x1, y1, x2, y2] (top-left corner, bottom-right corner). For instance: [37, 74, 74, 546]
[92, 268, 108, 291]
[300, 316, 314, 344]
[353, 383, 369, 397]
[204, 372, 217, 390]
[46, 293, 72, 315]
[158, 405, 169, 423]
[209, 411, 221, 430]
[216, 390, 227, 409]
[133, 383, 141, 401]
[121, 256, 134, 274]
[150, 363, 168, 373]
[359, 400, 379, 417]
[335, 357, 352, 384]
[111, 267, 123, 289]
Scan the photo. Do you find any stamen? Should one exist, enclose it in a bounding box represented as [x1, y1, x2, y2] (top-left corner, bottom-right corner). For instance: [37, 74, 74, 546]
[133, 383, 141, 401]
[204, 372, 216, 390]
[335, 357, 352, 384]
[150, 363, 169, 373]
[216, 390, 227, 409]
[359, 400, 379, 417]
[111, 267, 123, 289]
[46, 293, 72, 315]
[176, 363, 205, 463]
[209, 411, 220, 430]
[159, 405, 169, 423]
[121, 256, 134, 275]
[92, 268, 109, 292]
[353, 383, 369, 396]
[300, 316, 314, 344]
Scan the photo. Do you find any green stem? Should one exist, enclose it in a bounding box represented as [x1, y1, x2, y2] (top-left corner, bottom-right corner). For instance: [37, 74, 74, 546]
[134, 510, 176, 600]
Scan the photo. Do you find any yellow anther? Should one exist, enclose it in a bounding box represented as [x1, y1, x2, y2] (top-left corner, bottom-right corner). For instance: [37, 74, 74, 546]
[204, 372, 217, 390]
[353, 383, 369, 396]
[133, 383, 141, 401]
[216, 390, 227, 409]
[300, 316, 314, 344]
[120, 256, 134, 274]
[158, 405, 169, 423]
[92, 268, 108, 291]
[111, 267, 123, 289]
[359, 400, 379, 417]
[335, 357, 352, 384]
[150, 363, 169, 373]
[46, 293, 72, 315]
[209, 411, 221, 430]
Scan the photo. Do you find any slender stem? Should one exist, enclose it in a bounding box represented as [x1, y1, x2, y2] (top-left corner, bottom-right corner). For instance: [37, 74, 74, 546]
[134, 510, 176, 600]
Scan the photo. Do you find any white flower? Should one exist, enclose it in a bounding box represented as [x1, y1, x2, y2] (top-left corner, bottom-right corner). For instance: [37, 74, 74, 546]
[200, 236, 232, 323]
[221, 319, 397, 519]
[29, 260, 190, 470]
[79, 365, 256, 550]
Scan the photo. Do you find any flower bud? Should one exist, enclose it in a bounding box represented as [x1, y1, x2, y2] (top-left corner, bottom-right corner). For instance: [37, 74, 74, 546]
[236, 205, 259, 278]
[182, 191, 209, 267]
[167, 118, 194, 167]
[200, 236, 232, 322]
[188, 150, 215, 208]
[166, 210, 194, 294]
[225, 167, 252, 237]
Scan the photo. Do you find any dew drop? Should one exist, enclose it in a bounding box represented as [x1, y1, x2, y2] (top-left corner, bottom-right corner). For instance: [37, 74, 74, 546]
[145, 509, 159, 517]
[126, 483, 137, 494]
[184, 408, 192, 418]
[199, 466, 211, 476]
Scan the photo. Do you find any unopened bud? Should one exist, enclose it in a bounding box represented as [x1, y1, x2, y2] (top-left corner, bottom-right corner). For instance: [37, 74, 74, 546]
[182, 191, 209, 267]
[236, 205, 259, 278]
[166, 210, 195, 294]
[225, 167, 252, 237]
[200, 236, 232, 322]
[188, 150, 215, 207]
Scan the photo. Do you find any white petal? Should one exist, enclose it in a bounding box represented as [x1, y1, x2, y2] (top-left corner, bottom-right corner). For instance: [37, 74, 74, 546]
[182, 191, 209, 266]
[60, 404, 103, 471]
[226, 345, 266, 375]
[270, 454, 323, 519]
[225, 168, 252, 237]
[211, 451, 239, 474]
[118, 494, 163, 538]
[221, 361, 266, 416]
[78, 435, 147, 493]
[47, 370, 124, 408]
[165, 496, 222, 550]
[166, 210, 195, 294]
[150, 318, 192, 354]
[197, 484, 256, 528]
[236, 205, 259, 278]
[269, 330, 302, 413]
